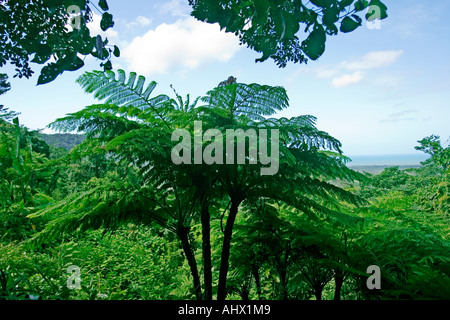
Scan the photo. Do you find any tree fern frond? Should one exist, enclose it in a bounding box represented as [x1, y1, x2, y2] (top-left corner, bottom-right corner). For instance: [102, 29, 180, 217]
[202, 83, 289, 120]
[48, 104, 146, 139]
[76, 70, 172, 125]
[26, 179, 168, 247]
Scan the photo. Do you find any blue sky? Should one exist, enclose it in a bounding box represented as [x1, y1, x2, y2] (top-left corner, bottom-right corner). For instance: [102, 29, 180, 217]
[1, 0, 449, 157]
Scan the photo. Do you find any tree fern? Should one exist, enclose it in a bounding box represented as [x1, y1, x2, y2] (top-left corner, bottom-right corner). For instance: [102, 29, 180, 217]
[76, 69, 172, 126]
[31, 74, 370, 300]
[202, 82, 289, 121]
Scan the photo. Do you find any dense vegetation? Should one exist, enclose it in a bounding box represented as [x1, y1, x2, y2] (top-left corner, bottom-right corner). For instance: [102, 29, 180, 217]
[1, 70, 448, 300]
[1, 0, 448, 303]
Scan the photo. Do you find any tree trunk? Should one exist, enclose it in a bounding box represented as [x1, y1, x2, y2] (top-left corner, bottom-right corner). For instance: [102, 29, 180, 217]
[201, 198, 213, 300]
[314, 287, 323, 301]
[280, 268, 288, 300]
[252, 266, 262, 300]
[280, 245, 290, 300]
[334, 273, 344, 300]
[217, 200, 240, 300]
[241, 288, 250, 301]
[178, 225, 202, 300]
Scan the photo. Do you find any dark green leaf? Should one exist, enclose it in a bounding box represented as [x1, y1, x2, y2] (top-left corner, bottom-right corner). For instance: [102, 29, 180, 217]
[113, 45, 120, 58]
[366, 0, 388, 21]
[98, 0, 109, 11]
[100, 12, 114, 31]
[37, 63, 62, 85]
[354, 0, 369, 12]
[253, 36, 278, 63]
[326, 24, 338, 36]
[253, 0, 270, 27]
[301, 26, 326, 60]
[103, 60, 112, 71]
[74, 28, 96, 55]
[340, 16, 361, 33]
[309, 0, 329, 8]
[31, 45, 52, 64]
[322, 4, 340, 27]
[191, 0, 223, 24]
[59, 54, 85, 72]
[339, 0, 355, 8]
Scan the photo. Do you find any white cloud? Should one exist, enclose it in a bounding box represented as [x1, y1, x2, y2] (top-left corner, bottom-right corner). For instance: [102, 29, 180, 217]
[126, 16, 153, 29]
[331, 71, 365, 88]
[122, 17, 241, 75]
[339, 50, 404, 71]
[299, 50, 404, 88]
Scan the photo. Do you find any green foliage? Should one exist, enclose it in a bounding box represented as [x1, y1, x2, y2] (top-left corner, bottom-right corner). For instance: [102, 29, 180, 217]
[0, 117, 55, 243]
[24, 70, 367, 301]
[0, 73, 13, 116]
[0, 73, 10, 97]
[188, 0, 387, 67]
[0, 267, 37, 300]
[0, 225, 189, 300]
[1, 66, 448, 301]
[359, 166, 416, 199]
[0, 0, 117, 84]
[416, 135, 450, 172]
[67, 226, 189, 300]
[345, 136, 450, 299]
[355, 220, 450, 299]
[0, 0, 446, 300]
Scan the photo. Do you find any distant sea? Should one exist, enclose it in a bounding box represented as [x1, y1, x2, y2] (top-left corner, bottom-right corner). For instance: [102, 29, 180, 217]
[347, 154, 430, 167]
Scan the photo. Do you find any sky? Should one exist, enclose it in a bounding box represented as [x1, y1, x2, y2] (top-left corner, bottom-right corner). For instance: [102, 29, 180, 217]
[1, 0, 449, 158]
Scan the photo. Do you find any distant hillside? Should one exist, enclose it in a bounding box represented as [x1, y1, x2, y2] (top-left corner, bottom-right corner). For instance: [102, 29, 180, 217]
[39, 133, 86, 150]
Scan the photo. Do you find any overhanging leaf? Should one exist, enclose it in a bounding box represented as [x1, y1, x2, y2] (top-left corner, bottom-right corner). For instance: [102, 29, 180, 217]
[366, 0, 388, 21]
[98, 0, 109, 11]
[301, 26, 326, 60]
[340, 16, 361, 33]
[58, 54, 85, 71]
[100, 12, 114, 31]
[37, 63, 62, 85]
[113, 45, 120, 58]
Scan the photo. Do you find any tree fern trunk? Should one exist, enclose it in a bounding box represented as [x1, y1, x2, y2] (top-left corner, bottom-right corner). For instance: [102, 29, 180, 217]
[252, 266, 262, 300]
[281, 245, 290, 300]
[178, 225, 202, 300]
[280, 267, 289, 300]
[217, 200, 240, 300]
[334, 272, 344, 300]
[201, 198, 213, 300]
[314, 286, 323, 300]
